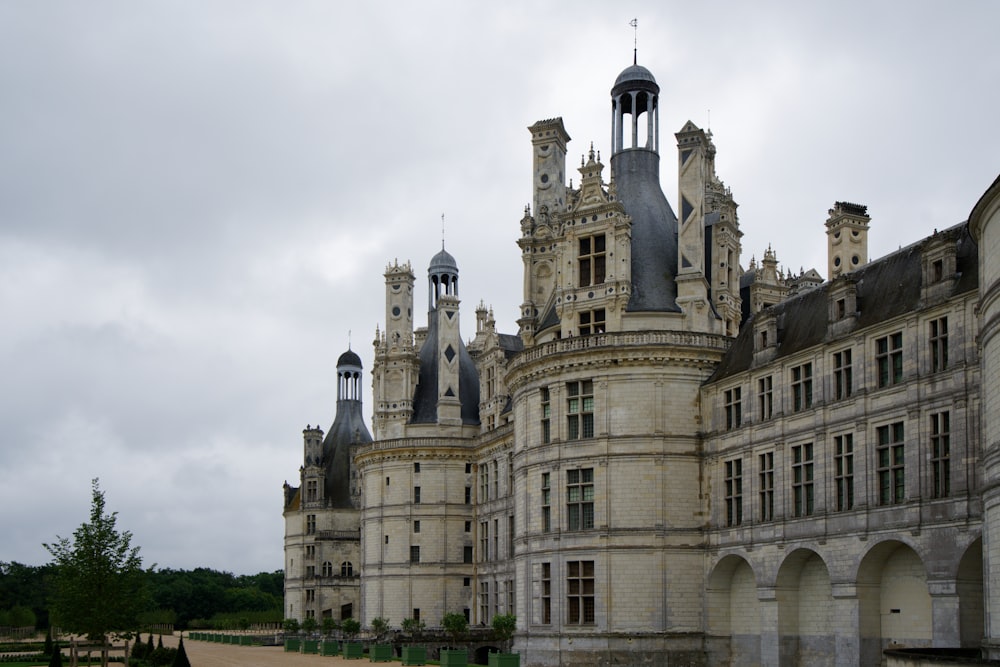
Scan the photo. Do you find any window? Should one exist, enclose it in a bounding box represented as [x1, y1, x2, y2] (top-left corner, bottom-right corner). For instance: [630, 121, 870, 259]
[306, 514, 316, 535]
[567, 468, 595, 530]
[414, 462, 421, 473]
[836, 297, 847, 319]
[930, 317, 948, 373]
[341, 561, 354, 577]
[567, 380, 594, 439]
[759, 452, 774, 521]
[578, 234, 606, 287]
[758, 376, 773, 421]
[541, 472, 551, 533]
[465, 486, 472, 504]
[833, 349, 853, 400]
[306, 589, 315, 602]
[463, 546, 473, 563]
[414, 486, 421, 504]
[876, 332, 904, 388]
[579, 309, 606, 335]
[493, 519, 499, 561]
[322, 561, 333, 577]
[933, 258, 944, 282]
[834, 434, 854, 511]
[306, 565, 315, 577]
[480, 465, 489, 502]
[931, 411, 951, 498]
[493, 460, 499, 498]
[566, 561, 595, 624]
[508, 455, 514, 495]
[410, 546, 420, 563]
[540, 563, 551, 624]
[305, 545, 315, 560]
[386, 476, 390, 486]
[877, 422, 905, 505]
[465, 521, 472, 532]
[791, 443, 814, 517]
[479, 581, 490, 623]
[724, 387, 742, 430]
[507, 578, 515, 614]
[791, 363, 813, 412]
[508, 515, 515, 558]
[466, 463, 472, 474]
[306, 480, 318, 502]
[494, 579, 500, 616]
[724, 459, 743, 527]
[413, 520, 421, 533]
[305, 609, 315, 619]
[413, 608, 420, 622]
[480, 521, 489, 562]
[540, 388, 551, 444]
[463, 577, 470, 587]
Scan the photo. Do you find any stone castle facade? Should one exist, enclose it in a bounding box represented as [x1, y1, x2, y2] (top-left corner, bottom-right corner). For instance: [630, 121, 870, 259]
[283, 58, 1000, 666]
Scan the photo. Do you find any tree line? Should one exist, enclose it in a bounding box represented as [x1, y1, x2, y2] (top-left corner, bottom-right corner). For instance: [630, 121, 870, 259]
[1, 561, 283, 631]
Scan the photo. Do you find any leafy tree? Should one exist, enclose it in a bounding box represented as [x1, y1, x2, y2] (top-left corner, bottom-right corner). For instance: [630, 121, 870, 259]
[44, 479, 150, 666]
[146, 633, 155, 655]
[283, 618, 300, 634]
[341, 617, 360, 638]
[441, 612, 467, 644]
[370, 616, 390, 641]
[321, 616, 338, 636]
[47, 643, 63, 667]
[45, 628, 54, 655]
[491, 614, 516, 653]
[7, 604, 36, 628]
[301, 616, 318, 634]
[401, 617, 425, 634]
[157, 635, 164, 650]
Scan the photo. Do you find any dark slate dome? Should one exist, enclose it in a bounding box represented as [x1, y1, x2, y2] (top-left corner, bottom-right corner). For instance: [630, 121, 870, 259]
[614, 63, 657, 88]
[429, 247, 459, 274]
[337, 349, 362, 368]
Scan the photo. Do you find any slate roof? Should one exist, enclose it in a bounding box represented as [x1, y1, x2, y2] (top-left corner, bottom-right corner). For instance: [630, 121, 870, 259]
[709, 222, 977, 383]
[411, 313, 481, 425]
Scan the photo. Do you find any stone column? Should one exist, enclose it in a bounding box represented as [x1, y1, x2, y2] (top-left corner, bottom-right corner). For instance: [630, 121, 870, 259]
[831, 583, 860, 667]
[928, 579, 961, 647]
[757, 586, 780, 666]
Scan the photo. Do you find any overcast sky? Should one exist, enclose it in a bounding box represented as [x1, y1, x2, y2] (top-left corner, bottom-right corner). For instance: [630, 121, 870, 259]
[2, 1, 998, 576]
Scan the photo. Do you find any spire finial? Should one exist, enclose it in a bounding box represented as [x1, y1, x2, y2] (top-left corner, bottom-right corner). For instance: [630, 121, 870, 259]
[629, 18, 638, 65]
[441, 213, 445, 250]
[348, 330, 351, 350]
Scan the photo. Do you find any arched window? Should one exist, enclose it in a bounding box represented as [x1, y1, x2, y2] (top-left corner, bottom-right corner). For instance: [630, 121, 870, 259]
[322, 561, 333, 577]
[341, 561, 353, 577]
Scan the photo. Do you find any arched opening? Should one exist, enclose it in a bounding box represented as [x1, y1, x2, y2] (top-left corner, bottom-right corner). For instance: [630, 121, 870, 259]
[957, 538, 984, 647]
[857, 540, 932, 664]
[707, 555, 760, 667]
[775, 549, 834, 667]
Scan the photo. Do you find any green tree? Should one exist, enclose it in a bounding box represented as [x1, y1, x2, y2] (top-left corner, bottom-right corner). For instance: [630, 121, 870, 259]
[370, 616, 390, 641]
[341, 617, 360, 638]
[283, 617, 300, 634]
[43, 479, 150, 666]
[171, 636, 191, 667]
[301, 616, 318, 634]
[491, 614, 516, 653]
[441, 612, 467, 644]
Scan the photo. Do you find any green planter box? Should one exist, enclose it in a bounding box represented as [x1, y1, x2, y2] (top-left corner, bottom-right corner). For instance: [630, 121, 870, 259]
[488, 653, 520, 667]
[369, 643, 393, 662]
[284, 638, 301, 652]
[240, 635, 253, 645]
[343, 641, 364, 659]
[321, 640, 341, 656]
[303, 639, 320, 654]
[401, 645, 427, 665]
[440, 649, 468, 667]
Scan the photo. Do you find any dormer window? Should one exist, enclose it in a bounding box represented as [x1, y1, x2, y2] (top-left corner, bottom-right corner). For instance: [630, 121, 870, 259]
[753, 311, 778, 356]
[578, 234, 606, 287]
[933, 259, 944, 282]
[836, 298, 846, 319]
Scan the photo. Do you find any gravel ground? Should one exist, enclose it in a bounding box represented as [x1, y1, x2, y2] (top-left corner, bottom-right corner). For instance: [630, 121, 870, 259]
[161, 634, 368, 667]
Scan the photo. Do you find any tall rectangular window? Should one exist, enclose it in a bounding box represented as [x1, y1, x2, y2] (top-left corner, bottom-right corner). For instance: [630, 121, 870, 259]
[791, 363, 813, 412]
[480, 464, 489, 502]
[508, 454, 514, 495]
[480, 521, 489, 562]
[578, 234, 607, 287]
[507, 579, 515, 614]
[508, 515, 515, 558]
[463, 546, 473, 563]
[541, 472, 551, 533]
[930, 317, 949, 373]
[931, 411, 951, 498]
[465, 486, 471, 504]
[567, 468, 594, 530]
[414, 486, 421, 504]
[410, 545, 420, 563]
[493, 460, 499, 498]
[876, 332, 904, 388]
[834, 433, 854, 511]
[306, 514, 316, 535]
[758, 375, 773, 421]
[579, 309, 606, 335]
[479, 581, 489, 624]
[540, 388, 551, 444]
[413, 520, 421, 533]
[493, 518, 499, 561]
[759, 452, 774, 521]
[541, 563, 551, 624]
[877, 421, 906, 505]
[306, 480, 318, 502]
[567, 380, 594, 439]
[566, 561, 595, 624]
[833, 349, 853, 400]
[724, 459, 743, 527]
[724, 387, 742, 430]
[791, 443, 814, 517]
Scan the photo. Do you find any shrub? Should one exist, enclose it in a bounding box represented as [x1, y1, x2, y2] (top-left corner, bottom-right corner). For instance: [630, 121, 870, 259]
[369, 617, 390, 641]
[441, 612, 467, 642]
[283, 618, 300, 634]
[401, 617, 425, 634]
[341, 618, 360, 638]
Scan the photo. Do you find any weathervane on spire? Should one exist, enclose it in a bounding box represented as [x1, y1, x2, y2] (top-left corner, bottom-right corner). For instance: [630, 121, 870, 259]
[441, 213, 446, 250]
[630, 18, 638, 65]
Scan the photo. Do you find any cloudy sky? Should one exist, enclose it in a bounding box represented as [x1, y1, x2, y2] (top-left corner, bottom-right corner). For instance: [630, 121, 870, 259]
[1, 1, 998, 576]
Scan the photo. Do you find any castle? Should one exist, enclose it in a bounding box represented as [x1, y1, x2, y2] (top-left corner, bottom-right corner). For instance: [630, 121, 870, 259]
[283, 56, 1000, 666]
